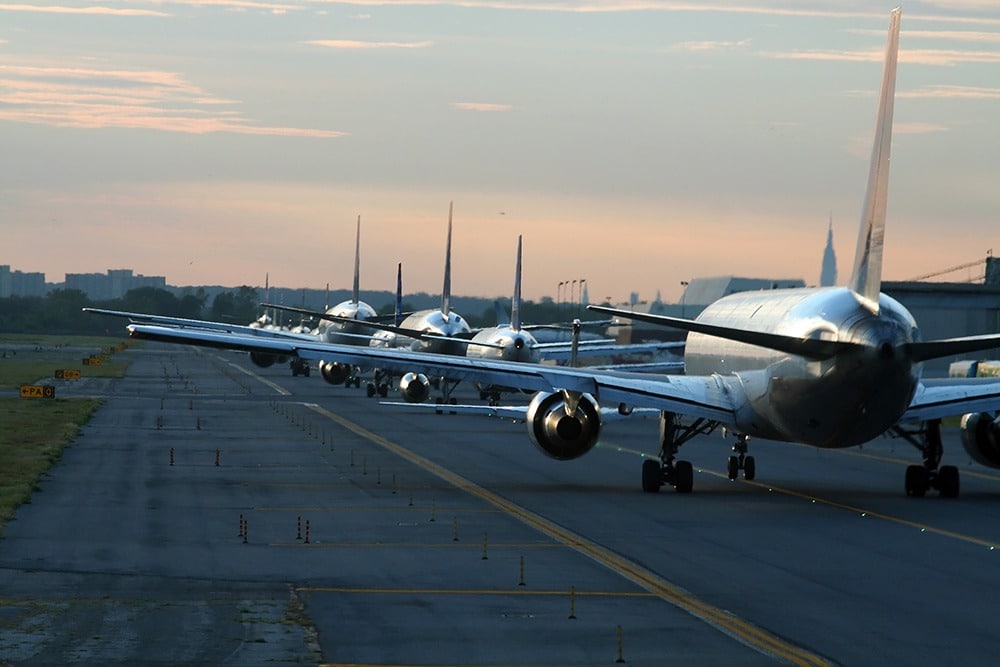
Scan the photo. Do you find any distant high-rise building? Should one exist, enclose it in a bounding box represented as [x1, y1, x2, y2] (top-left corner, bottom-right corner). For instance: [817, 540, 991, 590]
[820, 214, 837, 287]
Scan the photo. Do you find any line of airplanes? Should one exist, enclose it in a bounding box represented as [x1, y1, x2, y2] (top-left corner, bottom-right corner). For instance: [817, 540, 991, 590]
[88, 9, 1000, 498]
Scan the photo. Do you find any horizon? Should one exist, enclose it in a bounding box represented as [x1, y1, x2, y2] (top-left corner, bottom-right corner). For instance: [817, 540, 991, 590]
[3, 2, 998, 303]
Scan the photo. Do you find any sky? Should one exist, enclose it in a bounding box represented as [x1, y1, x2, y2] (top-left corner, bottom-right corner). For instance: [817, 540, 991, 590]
[2, 1, 999, 304]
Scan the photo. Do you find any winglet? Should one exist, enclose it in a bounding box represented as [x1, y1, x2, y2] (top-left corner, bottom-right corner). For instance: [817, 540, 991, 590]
[441, 202, 453, 318]
[352, 215, 361, 305]
[849, 7, 901, 314]
[511, 235, 523, 332]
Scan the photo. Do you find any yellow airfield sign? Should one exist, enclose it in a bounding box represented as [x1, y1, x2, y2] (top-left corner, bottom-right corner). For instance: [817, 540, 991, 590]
[55, 369, 82, 380]
[20, 385, 56, 399]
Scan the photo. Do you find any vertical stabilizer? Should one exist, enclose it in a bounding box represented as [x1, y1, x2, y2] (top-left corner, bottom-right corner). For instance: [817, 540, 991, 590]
[511, 235, 523, 332]
[352, 215, 361, 305]
[441, 202, 453, 317]
[849, 7, 900, 313]
[394, 263, 403, 327]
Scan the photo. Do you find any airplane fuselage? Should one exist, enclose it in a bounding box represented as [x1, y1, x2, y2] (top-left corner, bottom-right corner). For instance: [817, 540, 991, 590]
[371, 309, 472, 357]
[466, 326, 542, 363]
[319, 300, 378, 346]
[685, 287, 922, 448]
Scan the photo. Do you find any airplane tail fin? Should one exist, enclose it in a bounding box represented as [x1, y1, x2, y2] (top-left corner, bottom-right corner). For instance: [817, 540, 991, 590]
[395, 262, 403, 328]
[511, 235, 523, 332]
[352, 215, 361, 305]
[441, 202, 453, 318]
[848, 7, 901, 314]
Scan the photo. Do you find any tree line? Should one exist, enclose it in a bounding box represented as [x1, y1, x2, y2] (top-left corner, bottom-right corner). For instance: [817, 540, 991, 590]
[0, 286, 599, 336]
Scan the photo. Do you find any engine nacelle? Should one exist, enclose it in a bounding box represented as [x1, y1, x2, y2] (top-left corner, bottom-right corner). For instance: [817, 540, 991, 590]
[399, 372, 430, 403]
[320, 361, 350, 385]
[525, 391, 602, 461]
[249, 352, 287, 368]
[960, 412, 1000, 468]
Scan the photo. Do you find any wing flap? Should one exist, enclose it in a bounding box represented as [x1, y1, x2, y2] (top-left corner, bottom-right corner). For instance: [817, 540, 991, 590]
[902, 379, 1000, 422]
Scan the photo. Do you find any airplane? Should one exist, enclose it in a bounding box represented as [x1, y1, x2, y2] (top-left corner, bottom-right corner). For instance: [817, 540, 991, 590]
[108, 9, 1000, 497]
[310, 216, 381, 385]
[87, 217, 379, 380]
[270, 233, 683, 404]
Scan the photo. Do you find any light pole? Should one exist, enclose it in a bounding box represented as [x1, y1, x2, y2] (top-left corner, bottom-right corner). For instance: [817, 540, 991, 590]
[558, 281, 564, 307]
[680, 281, 689, 318]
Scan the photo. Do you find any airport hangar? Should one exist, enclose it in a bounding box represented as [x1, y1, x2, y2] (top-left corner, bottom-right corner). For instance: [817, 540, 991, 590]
[608, 257, 1000, 377]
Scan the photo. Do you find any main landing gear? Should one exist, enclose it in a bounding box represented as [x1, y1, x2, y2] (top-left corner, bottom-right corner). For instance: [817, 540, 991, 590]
[642, 412, 719, 494]
[727, 434, 756, 481]
[434, 378, 460, 414]
[891, 419, 959, 498]
[366, 370, 391, 398]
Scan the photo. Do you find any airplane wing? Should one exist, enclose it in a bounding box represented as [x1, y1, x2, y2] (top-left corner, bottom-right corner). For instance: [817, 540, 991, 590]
[535, 339, 684, 362]
[378, 401, 660, 422]
[901, 378, 1000, 422]
[83, 308, 323, 342]
[125, 323, 738, 423]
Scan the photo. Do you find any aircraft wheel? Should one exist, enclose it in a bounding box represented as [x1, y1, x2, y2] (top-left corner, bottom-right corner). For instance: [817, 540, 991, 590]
[937, 465, 960, 498]
[354, 377, 361, 388]
[743, 456, 756, 481]
[727, 456, 739, 481]
[377, 384, 389, 398]
[905, 465, 929, 497]
[641, 459, 662, 493]
[366, 383, 376, 398]
[674, 460, 694, 494]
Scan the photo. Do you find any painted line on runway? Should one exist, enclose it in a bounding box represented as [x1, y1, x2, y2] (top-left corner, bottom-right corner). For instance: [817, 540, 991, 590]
[255, 506, 502, 514]
[731, 475, 1000, 550]
[608, 441, 1000, 550]
[221, 358, 292, 395]
[305, 403, 831, 667]
[299, 586, 652, 597]
[272, 541, 567, 548]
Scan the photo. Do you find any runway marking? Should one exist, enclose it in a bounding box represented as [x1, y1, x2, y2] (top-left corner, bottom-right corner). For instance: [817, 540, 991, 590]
[299, 586, 652, 597]
[609, 442, 1000, 550]
[732, 475, 1000, 550]
[220, 357, 291, 395]
[271, 541, 566, 549]
[254, 506, 502, 514]
[305, 403, 830, 667]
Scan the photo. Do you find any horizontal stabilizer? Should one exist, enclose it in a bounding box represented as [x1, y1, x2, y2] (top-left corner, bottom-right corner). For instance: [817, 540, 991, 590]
[906, 334, 1000, 363]
[588, 305, 858, 360]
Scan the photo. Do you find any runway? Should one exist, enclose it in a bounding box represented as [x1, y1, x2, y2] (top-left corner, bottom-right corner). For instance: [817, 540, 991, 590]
[2, 342, 999, 665]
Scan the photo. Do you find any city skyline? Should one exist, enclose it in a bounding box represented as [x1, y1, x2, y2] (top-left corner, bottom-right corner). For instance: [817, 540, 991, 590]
[2, 2, 998, 303]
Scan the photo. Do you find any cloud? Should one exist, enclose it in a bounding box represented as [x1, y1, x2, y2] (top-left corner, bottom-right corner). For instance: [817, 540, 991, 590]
[0, 3, 170, 16]
[895, 122, 950, 134]
[452, 102, 512, 111]
[849, 29, 1000, 43]
[0, 63, 346, 137]
[767, 48, 1000, 66]
[670, 38, 751, 52]
[304, 39, 433, 49]
[899, 85, 1000, 100]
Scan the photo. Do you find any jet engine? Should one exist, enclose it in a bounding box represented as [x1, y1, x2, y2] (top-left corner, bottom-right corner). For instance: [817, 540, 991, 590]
[960, 412, 1000, 468]
[525, 391, 602, 461]
[320, 361, 350, 385]
[399, 372, 431, 403]
[249, 352, 288, 368]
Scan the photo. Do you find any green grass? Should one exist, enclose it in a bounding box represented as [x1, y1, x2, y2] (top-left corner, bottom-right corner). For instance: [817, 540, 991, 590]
[0, 333, 128, 347]
[0, 397, 104, 534]
[0, 334, 131, 535]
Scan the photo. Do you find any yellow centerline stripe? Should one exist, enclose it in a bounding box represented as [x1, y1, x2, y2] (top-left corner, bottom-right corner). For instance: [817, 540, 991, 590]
[299, 587, 653, 598]
[271, 542, 566, 549]
[609, 441, 1000, 550]
[305, 403, 829, 667]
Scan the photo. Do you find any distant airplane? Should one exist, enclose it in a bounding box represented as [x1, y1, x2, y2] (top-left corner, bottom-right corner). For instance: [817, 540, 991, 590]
[111, 9, 1000, 496]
